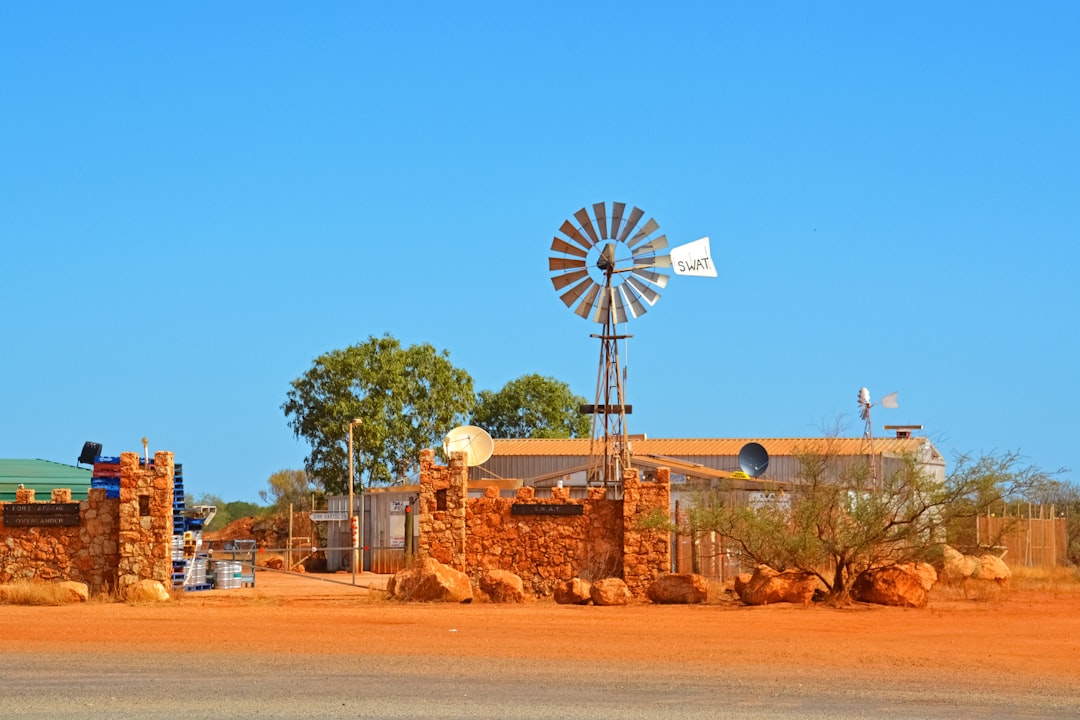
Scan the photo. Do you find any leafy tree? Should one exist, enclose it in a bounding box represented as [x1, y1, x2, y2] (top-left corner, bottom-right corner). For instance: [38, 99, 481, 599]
[187, 493, 231, 531]
[283, 334, 475, 494]
[472, 373, 590, 439]
[224, 500, 265, 520]
[186, 494, 269, 531]
[259, 469, 319, 511]
[673, 446, 1049, 605]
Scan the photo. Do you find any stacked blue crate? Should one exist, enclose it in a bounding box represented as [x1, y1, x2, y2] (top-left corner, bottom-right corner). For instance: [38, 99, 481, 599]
[174, 464, 213, 591]
[172, 464, 190, 590]
[91, 456, 121, 498]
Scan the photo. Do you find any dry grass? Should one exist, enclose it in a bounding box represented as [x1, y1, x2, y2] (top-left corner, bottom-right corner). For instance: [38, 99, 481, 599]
[0, 581, 81, 606]
[1010, 564, 1080, 592]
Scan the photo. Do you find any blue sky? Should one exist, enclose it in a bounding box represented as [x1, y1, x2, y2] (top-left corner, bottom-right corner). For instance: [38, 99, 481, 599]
[2, 3, 1077, 503]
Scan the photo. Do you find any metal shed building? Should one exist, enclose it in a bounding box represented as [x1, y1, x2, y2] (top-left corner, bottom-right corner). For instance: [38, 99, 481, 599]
[470, 435, 946, 488]
[0, 459, 92, 502]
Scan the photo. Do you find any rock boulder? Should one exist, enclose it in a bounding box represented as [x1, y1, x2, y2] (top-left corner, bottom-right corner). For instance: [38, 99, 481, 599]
[940, 545, 1011, 586]
[590, 577, 633, 606]
[852, 563, 937, 608]
[553, 578, 592, 605]
[734, 565, 817, 605]
[647, 573, 709, 604]
[58, 581, 90, 603]
[975, 554, 1011, 584]
[127, 579, 170, 603]
[388, 558, 473, 603]
[478, 569, 525, 603]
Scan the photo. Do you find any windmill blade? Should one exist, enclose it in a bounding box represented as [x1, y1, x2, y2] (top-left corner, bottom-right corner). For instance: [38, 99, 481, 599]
[630, 267, 670, 289]
[631, 234, 667, 256]
[610, 202, 626, 241]
[574, 282, 601, 319]
[592, 286, 627, 324]
[619, 282, 649, 318]
[574, 208, 602, 246]
[550, 237, 588, 258]
[559, 220, 593, 251]
[616, 206, 645, 242]
[627, 218, 660, 248]
[550, 267, 589, 291]
[633, 254, 672, 268]
[610, 287, 629, 323]
[625, 274, 663, 305]
[549, 257, 586, 272]
[559, 276, 595, 308]
[592, 202, 609, 239]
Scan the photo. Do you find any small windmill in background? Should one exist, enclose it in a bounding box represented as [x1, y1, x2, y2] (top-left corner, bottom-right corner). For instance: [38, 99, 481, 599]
[857, 387, 898, 486]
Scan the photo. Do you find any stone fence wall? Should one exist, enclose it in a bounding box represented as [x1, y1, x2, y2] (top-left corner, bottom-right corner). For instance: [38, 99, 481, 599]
[417, 448, 670, 597]
[0, 451, 174, 594]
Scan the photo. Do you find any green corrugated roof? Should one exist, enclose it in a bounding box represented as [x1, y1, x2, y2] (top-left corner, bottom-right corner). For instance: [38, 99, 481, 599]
[0, 459, 92, 502]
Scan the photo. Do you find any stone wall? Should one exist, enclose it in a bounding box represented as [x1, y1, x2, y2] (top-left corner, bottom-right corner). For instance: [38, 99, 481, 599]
[418, 449, 671, 598]
[0, 450, 173, 594]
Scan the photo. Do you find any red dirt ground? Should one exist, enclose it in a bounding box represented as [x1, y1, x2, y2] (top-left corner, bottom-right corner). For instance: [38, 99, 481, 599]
[3, 570, 1079, 692]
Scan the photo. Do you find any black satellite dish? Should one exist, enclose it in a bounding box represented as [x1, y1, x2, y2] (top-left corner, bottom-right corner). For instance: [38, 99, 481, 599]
[78, 442, 102, 466]
[738, 442, 769, 478]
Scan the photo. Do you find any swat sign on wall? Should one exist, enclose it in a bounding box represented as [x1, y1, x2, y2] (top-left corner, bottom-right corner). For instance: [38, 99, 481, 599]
[510, 504, 584, 516]
[3, 503, 81, 527]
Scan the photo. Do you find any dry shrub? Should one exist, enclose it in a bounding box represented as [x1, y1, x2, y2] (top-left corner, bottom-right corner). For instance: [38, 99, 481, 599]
[0, 581, 79, 606]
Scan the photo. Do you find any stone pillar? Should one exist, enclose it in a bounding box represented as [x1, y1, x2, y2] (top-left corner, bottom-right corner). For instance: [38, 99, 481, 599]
[82, 488, 120, 594]
[621, 466, 671, 597]
[417, 449, 468, 571]
[116, 450, 174, 589]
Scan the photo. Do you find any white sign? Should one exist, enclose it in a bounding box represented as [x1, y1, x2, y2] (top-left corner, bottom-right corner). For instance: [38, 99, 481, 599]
[310, 511, 348, 522]
[390, 500, 409, 514]
[670, 236, 717, 277]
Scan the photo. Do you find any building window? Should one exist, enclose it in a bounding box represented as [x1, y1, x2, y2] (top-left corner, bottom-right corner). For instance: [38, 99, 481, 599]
[435, 489, 447, 512]
[139, 495, 151, 517]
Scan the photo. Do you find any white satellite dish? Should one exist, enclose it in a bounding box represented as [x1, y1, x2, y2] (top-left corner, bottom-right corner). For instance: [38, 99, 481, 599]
[443, 425, 494, 466]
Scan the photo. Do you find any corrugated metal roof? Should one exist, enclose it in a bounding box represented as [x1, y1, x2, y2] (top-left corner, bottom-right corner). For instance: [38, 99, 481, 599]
[490, 437, 936, 458]
[0, 459, 92, 502]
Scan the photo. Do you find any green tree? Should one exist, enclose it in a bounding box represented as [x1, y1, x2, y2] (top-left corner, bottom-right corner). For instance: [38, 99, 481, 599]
[472, 374, 590, 438]
[259, 469, 318, 511]
[283, 334, 475, 493]
[676, 446, 1049, 605]
[188, 493, 231, 531]
[224, 500, 265, 521]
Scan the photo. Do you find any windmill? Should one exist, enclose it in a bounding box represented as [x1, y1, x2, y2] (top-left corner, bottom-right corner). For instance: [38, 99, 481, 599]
[548, 201, 715, 486]
[857, 387, 898, 486]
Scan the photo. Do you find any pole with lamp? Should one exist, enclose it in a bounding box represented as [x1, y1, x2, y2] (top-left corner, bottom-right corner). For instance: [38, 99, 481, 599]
[347, 418, 363, 584]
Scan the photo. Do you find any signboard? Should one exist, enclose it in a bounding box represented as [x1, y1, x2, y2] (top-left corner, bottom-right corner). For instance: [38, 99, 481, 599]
[670, 236, 717, 277]
[3, 503, 81, 527]
[310, 511, 348, 522]
[510, 504, 584, 516]
[389, 500, 409, 514]
[389, 513, 406, 548]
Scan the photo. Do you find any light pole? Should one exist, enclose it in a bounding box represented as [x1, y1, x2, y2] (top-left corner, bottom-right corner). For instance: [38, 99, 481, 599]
[348, 418, 362, 582]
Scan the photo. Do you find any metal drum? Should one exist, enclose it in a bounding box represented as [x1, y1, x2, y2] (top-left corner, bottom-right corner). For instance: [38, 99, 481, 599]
[188, 558, 207, 585]
[214, 561, 241, 589]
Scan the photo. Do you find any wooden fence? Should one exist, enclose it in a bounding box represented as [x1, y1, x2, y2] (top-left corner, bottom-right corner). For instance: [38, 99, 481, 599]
[977, 505, 1068, 567]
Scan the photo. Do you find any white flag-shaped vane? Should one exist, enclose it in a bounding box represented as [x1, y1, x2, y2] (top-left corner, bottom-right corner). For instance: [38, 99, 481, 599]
[669, 236, 717, 277]
[880, 392, 899, 409]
